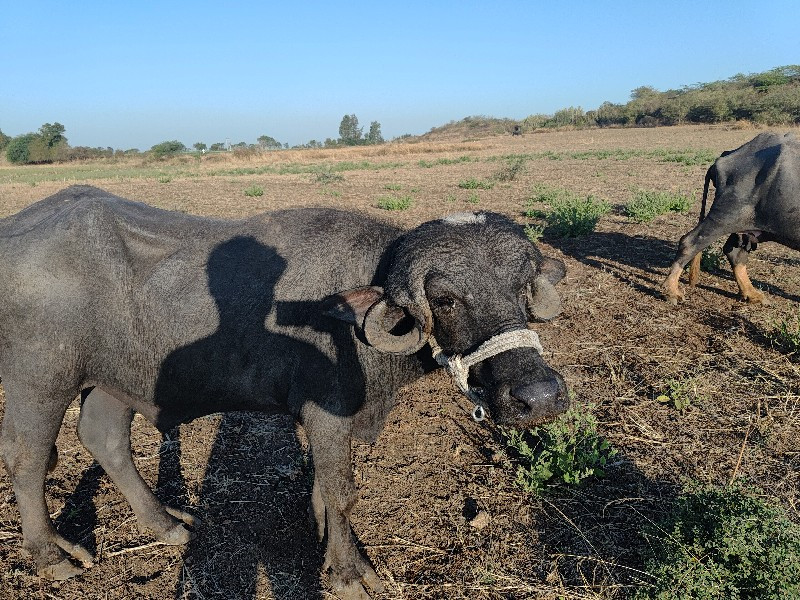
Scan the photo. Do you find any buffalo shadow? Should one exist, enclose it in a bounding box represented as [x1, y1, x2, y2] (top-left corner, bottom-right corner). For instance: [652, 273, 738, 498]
[548, 230, 800, 305]
[151, 236, 371, 599]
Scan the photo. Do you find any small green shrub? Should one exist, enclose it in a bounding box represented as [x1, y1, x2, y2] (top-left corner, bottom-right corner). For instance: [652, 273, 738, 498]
[494, 156, 526, 181]
[700, 246, 724, 271]
[771, 308, 800, 354]
[314, 170, 344, 184]
[524, 223, 545, 243]
[655, 377, 703, 414]
[376, 195, 412, 210]
[625, 189, 693, 223]
[458, 178, 495, 190]
[503, 403, 617, 495]
[634, 483, 800, 600]
[244, 185, 264, 197]
[157, 175, 172, 184]
[466, 192, 480, 204]
[383, 183, 402, 191]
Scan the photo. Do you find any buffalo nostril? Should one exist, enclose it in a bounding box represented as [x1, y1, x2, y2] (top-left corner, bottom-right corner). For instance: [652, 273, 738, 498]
[511, 379, 565, 413]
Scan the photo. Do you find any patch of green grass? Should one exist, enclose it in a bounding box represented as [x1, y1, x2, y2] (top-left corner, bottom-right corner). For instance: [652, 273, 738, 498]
[383, 183, 402, 191]
[524, 223, 545, 243]
[313, 169, 345, 184]
[656, 377, 704, 414]
[502, 403, 617, 495]
[466, 192, 480, 204]
[625, 189, 693, 223]
[771, 308, 800, 354]
[634, 483, 800, 600]
[700, 245, 724, 272]
[418, 155, 475, 168]
[157, 175, 172, 184]
[243, 185, 264, 197]
[525, 184, 610, 237]
[493, 156, 526, 181]
[376, 195, 412, 210]
[458, 178, 495, 190]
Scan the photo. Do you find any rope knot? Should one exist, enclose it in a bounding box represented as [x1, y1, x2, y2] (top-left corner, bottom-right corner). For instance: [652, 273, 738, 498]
[429, 328, 544, 421]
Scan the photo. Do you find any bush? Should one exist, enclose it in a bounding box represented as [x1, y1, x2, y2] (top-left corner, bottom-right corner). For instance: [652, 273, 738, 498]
[6, 134, 37, 164]
[150, 140, 186, 159]
[625, 189, 693, 223]
[458, 178, 494, 190]
[634, 483, 800, 600]
[771, 308, 800, 354]
[502, 403, 617, 494]
[244, 185, 264, 197]
[547, 194, 610, 236]
[376, 195, 412, 210]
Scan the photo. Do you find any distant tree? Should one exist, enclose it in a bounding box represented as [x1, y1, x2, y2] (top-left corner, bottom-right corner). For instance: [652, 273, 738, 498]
[6, 133, 37, 164]
[366, 121, 384, 144]
[0, 129, 10, 150]
[257, 135, 282, 150]
[631, 86, 659, 100]
[149, 140, 186, 159]
[193, 142, 207, 152]
[209, 142, 226, 151]
[338, 114, 363, 145]
[38, 122, 66, 147]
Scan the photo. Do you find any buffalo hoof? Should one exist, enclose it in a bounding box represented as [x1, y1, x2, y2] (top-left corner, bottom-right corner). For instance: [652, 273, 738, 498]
[745, 291, 769, 305]
[156, 523, 195, 545]
[38, 558, 84, 581]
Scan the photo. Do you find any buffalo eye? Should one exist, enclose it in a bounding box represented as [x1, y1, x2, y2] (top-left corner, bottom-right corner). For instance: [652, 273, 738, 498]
[431, 296, 456, 310]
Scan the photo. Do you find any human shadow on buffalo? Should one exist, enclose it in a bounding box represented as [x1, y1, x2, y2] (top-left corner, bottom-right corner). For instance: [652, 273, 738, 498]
[153, 237, 366, 599]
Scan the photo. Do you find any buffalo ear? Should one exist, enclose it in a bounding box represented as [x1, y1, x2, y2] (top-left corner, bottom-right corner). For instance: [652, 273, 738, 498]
[323, 286, 385, 325]
[525, 257, 566, 322]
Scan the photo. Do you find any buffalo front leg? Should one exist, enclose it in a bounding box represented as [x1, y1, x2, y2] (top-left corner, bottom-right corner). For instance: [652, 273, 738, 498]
[664, 216, 734, 304]
[0, 384, 93, 579]
[723, 233, 767, 304]
[77, 387, 197, 545]
[304, 412, 384, 599]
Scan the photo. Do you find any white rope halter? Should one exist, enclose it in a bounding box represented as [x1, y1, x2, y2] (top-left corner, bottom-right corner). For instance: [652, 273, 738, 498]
[429, 328, 544, 422]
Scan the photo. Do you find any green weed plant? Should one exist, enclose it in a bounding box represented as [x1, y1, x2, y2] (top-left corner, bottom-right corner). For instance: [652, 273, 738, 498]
[625, 189, 693, 223]
[634, 483, 800, 600]
[503, 404, 617, 495]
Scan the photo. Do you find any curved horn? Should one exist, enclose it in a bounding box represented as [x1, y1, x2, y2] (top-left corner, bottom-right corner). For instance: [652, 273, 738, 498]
[362, 299, 430, 355]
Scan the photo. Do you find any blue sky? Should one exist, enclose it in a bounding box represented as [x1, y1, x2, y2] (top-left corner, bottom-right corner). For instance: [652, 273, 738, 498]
[2, 1, 797, 150]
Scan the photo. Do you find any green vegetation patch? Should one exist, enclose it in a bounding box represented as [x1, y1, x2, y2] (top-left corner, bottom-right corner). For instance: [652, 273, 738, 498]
[457, 177, 495, 190]
[376, 195, 412, 210]
[625, 189, 693, 222]
[502, 403, 617, 495]
[634, 483, 800, 600]
[525, 184, 610, 237]
[243, 184, 264, 197]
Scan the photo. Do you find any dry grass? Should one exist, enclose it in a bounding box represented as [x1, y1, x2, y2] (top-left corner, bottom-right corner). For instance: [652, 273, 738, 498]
[1, 124, 798, 599]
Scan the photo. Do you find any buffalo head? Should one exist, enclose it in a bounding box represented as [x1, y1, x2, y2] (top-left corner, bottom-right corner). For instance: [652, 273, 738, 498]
[328, 211, 568, 427]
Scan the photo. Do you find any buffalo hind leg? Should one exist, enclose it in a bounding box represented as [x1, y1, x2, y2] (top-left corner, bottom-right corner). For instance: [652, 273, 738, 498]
[77, 387, 196, 545]
[664, 216, 736, 304]
[0, 384, 93, 579]
[723, 233, 767, 304]
[303, 411, 384, 599]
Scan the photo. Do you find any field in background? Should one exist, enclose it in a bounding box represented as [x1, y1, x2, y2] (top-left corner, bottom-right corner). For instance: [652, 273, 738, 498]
[1, 124, 798, 599]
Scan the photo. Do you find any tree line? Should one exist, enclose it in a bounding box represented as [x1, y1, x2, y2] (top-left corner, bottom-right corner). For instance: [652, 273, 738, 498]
[522, 65, 800, 130]
[3, 65, 798, 164]
[0, 114, 385, 164]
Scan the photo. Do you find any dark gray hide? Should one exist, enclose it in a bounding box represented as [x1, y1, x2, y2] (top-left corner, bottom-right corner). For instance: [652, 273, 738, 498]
[663, 132, 800, 304]
[0, 186, 567, 598]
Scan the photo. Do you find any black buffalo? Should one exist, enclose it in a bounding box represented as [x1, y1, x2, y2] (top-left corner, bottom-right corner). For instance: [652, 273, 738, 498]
[0, 186, 568, 598]
[664, 132, 800, 304]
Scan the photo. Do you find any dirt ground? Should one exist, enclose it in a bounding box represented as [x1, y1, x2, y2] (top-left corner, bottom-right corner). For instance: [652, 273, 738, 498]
[0, 125, 798, 599]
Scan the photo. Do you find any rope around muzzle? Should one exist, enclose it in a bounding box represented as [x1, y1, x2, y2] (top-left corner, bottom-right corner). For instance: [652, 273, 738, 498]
[429, 329, 544, 422]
